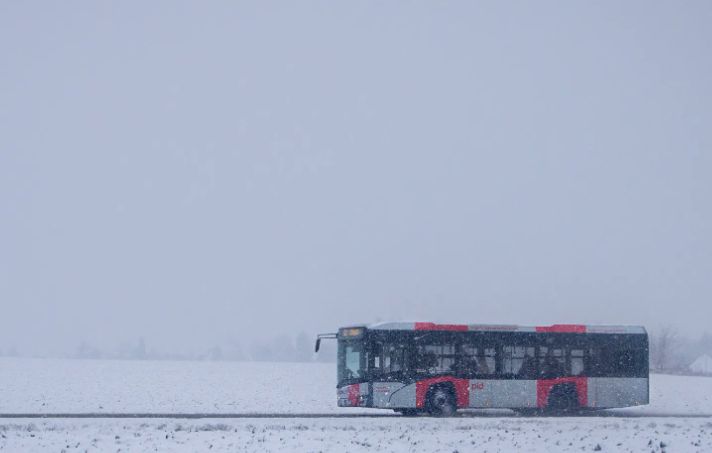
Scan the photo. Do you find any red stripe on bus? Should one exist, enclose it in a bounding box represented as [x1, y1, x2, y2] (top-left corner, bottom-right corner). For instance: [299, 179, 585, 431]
[535, 324, 586, 333]
[348, 384, 360, 406]
[414, 322, 468, 331]
[415, 377, 470, 408]
[536, 377, 588, 408]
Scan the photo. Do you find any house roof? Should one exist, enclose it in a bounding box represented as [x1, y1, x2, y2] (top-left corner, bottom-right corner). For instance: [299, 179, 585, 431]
[690, 354, 712, 373]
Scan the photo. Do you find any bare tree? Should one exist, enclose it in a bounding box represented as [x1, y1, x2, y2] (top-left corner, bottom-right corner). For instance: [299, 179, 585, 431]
[650, 325, 680, 371]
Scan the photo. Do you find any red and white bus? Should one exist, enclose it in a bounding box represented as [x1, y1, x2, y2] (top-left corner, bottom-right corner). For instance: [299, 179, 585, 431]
[315, 322, 648, 415]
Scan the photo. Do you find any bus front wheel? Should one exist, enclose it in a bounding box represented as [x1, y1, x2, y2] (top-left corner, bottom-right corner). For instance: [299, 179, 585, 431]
[426, 386, 456, 417]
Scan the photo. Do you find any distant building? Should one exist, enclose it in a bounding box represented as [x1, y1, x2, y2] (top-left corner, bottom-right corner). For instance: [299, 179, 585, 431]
[689, 354, 712, 374]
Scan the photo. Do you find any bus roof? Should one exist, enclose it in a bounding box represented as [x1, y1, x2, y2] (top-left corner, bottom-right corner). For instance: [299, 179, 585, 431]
[360, 322, 646, 335]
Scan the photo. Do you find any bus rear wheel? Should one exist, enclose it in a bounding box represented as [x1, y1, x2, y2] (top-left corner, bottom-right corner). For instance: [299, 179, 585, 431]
[546, 384, 580, 414]
[427, 387, 457, 417]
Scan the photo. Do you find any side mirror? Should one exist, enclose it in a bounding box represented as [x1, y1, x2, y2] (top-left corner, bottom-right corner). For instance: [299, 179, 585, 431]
[314, 332, 336, 354]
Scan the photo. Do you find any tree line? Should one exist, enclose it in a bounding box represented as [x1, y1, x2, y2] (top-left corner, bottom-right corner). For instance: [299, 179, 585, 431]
[649, 326, 712, 374]
[0, 331, 336, 363]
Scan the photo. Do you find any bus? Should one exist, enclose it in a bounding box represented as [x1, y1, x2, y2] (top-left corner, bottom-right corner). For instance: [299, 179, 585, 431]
[315, 322, 648, 415]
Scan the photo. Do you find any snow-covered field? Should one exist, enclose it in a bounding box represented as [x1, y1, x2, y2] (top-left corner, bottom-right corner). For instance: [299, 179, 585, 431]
[1, 417, 711, 452]
[0, 358, 363, 414]
[0, 358, 711, 451]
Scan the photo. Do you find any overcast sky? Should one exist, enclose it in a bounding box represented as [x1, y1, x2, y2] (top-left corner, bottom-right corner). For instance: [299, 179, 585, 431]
[1, 1, 711, 355]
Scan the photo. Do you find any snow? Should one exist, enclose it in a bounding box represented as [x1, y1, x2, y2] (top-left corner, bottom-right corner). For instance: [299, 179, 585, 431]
[1, 418, 711, 452]
[0, 358, 380, 414]
[0, 358, 711, 451]
[623, 373, 712, 415]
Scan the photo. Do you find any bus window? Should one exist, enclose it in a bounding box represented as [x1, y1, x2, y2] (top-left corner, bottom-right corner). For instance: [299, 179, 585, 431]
[383, 343, 407, 373]
[418, 343, 457, 373]
[606, 348, 636, 375]
[369, 342, 383, 375]
[570, 348, 584, 376]
[461, 343, 495, 376]
[586, 347, 601, 375]
[503, 345, 536, 378]
[345, 345, 362, 377]
[338, 342, 364, 383]
[502, 346, 523, 375]
[538, 346, 565, 378]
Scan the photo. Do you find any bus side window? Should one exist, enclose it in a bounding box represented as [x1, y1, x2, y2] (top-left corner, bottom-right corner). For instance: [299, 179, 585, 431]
[538, 346, 565, 378]
[457, 343, 478, 377]
[612, 349, 634, 374]
[570, 348, 584, 376]
[416, 345, 442, 372]
[370, 343, 383, 374]
[479, 347, 496, 376]
[389, 344, 406, 372]
[586, 347, 602, 376]
[502, 346, 524, 375]
[381, 343, 405, 373]
[459, 343, 495, 376]
[519, 347, 537, 378]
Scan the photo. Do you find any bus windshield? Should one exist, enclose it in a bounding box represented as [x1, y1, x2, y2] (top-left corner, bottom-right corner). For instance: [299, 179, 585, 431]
[337, 340, 365, 385]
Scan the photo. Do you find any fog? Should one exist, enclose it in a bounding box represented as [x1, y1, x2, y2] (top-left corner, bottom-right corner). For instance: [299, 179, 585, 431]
[1, 1, 710, 357]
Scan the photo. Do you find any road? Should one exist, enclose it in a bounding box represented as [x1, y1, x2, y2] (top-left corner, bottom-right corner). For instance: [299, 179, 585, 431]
[1, 410, 710, 419]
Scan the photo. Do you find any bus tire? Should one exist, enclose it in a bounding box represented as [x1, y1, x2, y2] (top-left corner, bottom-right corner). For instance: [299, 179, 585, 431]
[426, 385, 457, 417]
[546, 384, 579, 414]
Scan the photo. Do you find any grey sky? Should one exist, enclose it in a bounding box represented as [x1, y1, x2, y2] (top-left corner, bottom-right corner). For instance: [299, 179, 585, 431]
[1, 1, 711, 355]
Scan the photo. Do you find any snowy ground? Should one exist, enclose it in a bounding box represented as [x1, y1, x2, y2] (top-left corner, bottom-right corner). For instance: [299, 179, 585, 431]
[0, 358, 711, 451]
[1, 417, 711, 452]
[0, 358, 711, 415]
[0, 358, 382, 414]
